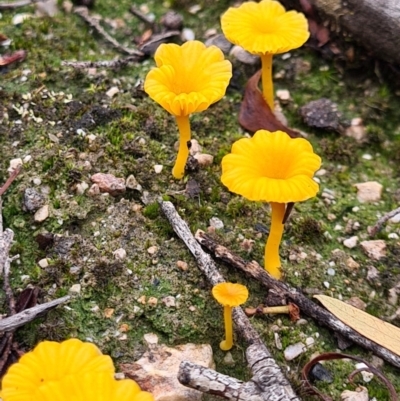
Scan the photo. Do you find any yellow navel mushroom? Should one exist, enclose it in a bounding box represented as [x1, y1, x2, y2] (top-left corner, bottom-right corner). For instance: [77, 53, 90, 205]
[221, 0, 309, 110]
[212, 282, 249, 351]
[144, 40, 232, 179]
[221, 130, 321, 279]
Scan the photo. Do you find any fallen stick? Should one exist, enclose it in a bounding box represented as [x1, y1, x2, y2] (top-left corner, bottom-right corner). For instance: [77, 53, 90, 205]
[74, 6, 144, 58]
[159, 200, 300, 401]
[370, 206, 400, 237]
[195, 230, 400, 369]
[62, 57, 138, 69]
[0, 295, 71, 333]
[0, 0, 32, 9]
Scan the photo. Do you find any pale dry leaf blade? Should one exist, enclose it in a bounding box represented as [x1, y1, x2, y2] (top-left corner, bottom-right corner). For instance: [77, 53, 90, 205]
[314, 294, 400, 356]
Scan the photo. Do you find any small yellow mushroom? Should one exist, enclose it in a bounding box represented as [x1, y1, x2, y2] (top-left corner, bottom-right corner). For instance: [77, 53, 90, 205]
[212, 282, 249, 351]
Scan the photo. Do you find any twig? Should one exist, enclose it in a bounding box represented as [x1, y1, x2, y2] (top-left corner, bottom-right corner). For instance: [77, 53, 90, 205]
[370, 206, 400, 236]
[129, 5, 155, 26]
[0, 165, 21, 197]
[0, 295, 71, 333]
[195, 230, 400, 369]
[73, 7, 144, 58]
[159, 200, 300, 401]
[0, 0, 32, 10]
[61, 57, 138, 69]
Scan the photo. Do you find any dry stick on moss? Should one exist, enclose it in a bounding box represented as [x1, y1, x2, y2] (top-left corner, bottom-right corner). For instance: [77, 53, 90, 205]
[195, 230, 400, 369]
[73, 6, 144, 58]
[62, 57, 139, 70]
[0, 0, 33, 10]
[159, 200, 300, 401]
[370, 206, 400, 237]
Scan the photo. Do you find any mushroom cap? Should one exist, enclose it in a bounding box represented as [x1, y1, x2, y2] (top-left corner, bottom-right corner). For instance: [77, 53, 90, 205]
[144, 40, 232, 117]
[221, 130, 321, 203]
[221, 0, 309, 55]
[1, 339, 114, 401]
[212, 282, 249, 307]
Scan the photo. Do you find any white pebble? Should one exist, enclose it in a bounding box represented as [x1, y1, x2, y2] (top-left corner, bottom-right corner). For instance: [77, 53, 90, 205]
[327, 268, 336, 276]
[323, 281, 330, 288]
[154, 164, 163, 174]
[284, 342, 305, 361]
[362, 154, 373, 160]
[388, 233, 399, 239]
[209, 217, 224, 230]
[69, 284, 81, 294]
[181, 28, 195, 41]
[343, 236, 358, 248]
[113, 248, 127, 260]
[38, 258, 49, 268]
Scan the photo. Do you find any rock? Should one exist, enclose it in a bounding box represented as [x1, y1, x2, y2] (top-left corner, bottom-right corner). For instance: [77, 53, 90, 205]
[354, 181, 383, 203]
[76, 181, 89, 195]
[341, 386, 368, 401]
[160, 11, 183, 30]
[69, 284, 81, 294]
[223, 352, 235, 366]
[345, 117, 366, 143]
[305, 337, 315, 346]
[147, 246, 158, 255]
[346, 257, 360, 270]
[188, 139, 202, 156]
[148, 297, 158, 307]
[360, 240, 386, 260]
[274, 332, 282, 350]
[193, 153, 213, 167]
[121, 342, 214, 401]
[346, 296, 367, 311]
[355, 363, 374, 382]
[8, 158, 23, 172]
[209, 217, 224, 230]
[181, 28, 195, 41]
[38, 258, 49, 268]
[88, 184, 101, 196]
[176, 260, 188, 271]
[366, 265, 380, 282]
[309, 363, 333, 383]
[34, 205, 49, 222]
[229, 45, 260, 65]
[343, 236, 358, 249]
[126, 174, 142, 191]
[284, 342, 305, 361]
[23, 187, 46, 212]
[154, 165, 163, 174]
[113, 248, 127, 260]
[90, 173, 126, 196]
[299, 98, 342, 132]
[162, 296, 176, 308]
[35, 0, 58, 17]
[389, 213, 400, 223]
[106, 86, 119, 98]
[205, 33, 233, 54]
[276, 89, 291, 103]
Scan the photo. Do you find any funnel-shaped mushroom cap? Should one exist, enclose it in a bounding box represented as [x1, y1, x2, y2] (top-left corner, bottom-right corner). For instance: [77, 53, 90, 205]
[221, 0, 309, 55]
[212, 282, 249, 307]
[221, 130, 321, 203]
[1, 339, 114, 401]
[144, 41, 232, 117]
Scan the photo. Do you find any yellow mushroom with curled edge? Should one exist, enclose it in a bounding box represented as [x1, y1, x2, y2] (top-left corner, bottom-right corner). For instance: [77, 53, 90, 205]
[221, 129, 321, 280]
[212, 282, 249, 351]
[221, 0, 309, 110]
[144, 40, 232, 179]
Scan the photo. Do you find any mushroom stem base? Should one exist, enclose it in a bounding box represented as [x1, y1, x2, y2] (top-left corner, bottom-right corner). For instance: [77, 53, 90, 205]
[264, 202, 285, 279]
[172, 115, 191, 179]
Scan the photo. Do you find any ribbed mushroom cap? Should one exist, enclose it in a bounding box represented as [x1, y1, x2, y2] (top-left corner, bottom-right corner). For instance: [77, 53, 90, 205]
[212, 282, 249, 307]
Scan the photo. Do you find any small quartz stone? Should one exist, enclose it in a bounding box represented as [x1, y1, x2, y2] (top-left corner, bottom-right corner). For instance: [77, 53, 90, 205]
[284, 342, 305, 361]
[154, 164, 163, 174]
[346, 257, 360, 270]
[8, 158, 23, 172]
[343, 236, 358, 248]
[106, 86, 119, 98]
[38, 258, 49, 268]
[76, 181, 89, 195]
[147, 246, 158, 255]
[69, 284, 81, 294]
[162, 296, 176, 307]
[230, 45, 260, 65]
[90, 173, 126, 196]
[209, 217, 224, 230]
[113, 248, 127, 260]
[223, 352, 235, 366]
[341, 386, 369, 401]
[194, 153, 213, 167]
[34, 205, 49, 222]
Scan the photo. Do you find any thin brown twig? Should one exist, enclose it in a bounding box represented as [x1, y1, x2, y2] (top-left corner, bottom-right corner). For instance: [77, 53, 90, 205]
[61, 57, 138, 69]
[129, 5, 155, 25]
[0, 165, 22, 197]
[370, 205, 400, 236]
[73, 6, 144, 58]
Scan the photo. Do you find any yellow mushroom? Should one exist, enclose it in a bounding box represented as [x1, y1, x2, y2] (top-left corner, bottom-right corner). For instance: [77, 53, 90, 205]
[221, 130, 321, 279]
[144, 41, 232, 179]
[221, 0, 309, 110]
[212, 282, 249, 351]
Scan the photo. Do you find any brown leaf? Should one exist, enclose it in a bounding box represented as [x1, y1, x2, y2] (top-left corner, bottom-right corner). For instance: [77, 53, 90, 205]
[314, 294, 400, 357]
[302, 352, 398, 401]
[16, 287, 39, 313]
[238, 70, 301, 138]
[0, 50, 26, 67]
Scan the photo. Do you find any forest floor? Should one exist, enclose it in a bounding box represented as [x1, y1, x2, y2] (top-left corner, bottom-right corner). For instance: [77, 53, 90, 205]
[1, 0, 400, 399]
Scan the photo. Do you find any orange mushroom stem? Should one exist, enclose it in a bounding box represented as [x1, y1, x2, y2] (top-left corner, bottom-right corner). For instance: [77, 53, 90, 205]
[265, 202, 286, 279]
[260, 53, 274, 110]
[221, 305, 234, 351]
[172, 115, 191, 179]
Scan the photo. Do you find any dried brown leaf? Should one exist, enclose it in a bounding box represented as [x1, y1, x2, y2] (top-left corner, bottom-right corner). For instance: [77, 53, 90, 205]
[238, 70, 301, 138]
[0, 50, 26, 67]
[315, 294, 400, 357]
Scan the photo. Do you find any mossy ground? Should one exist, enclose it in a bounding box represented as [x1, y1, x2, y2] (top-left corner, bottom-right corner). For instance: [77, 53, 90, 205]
[1, 0, 400, 399]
